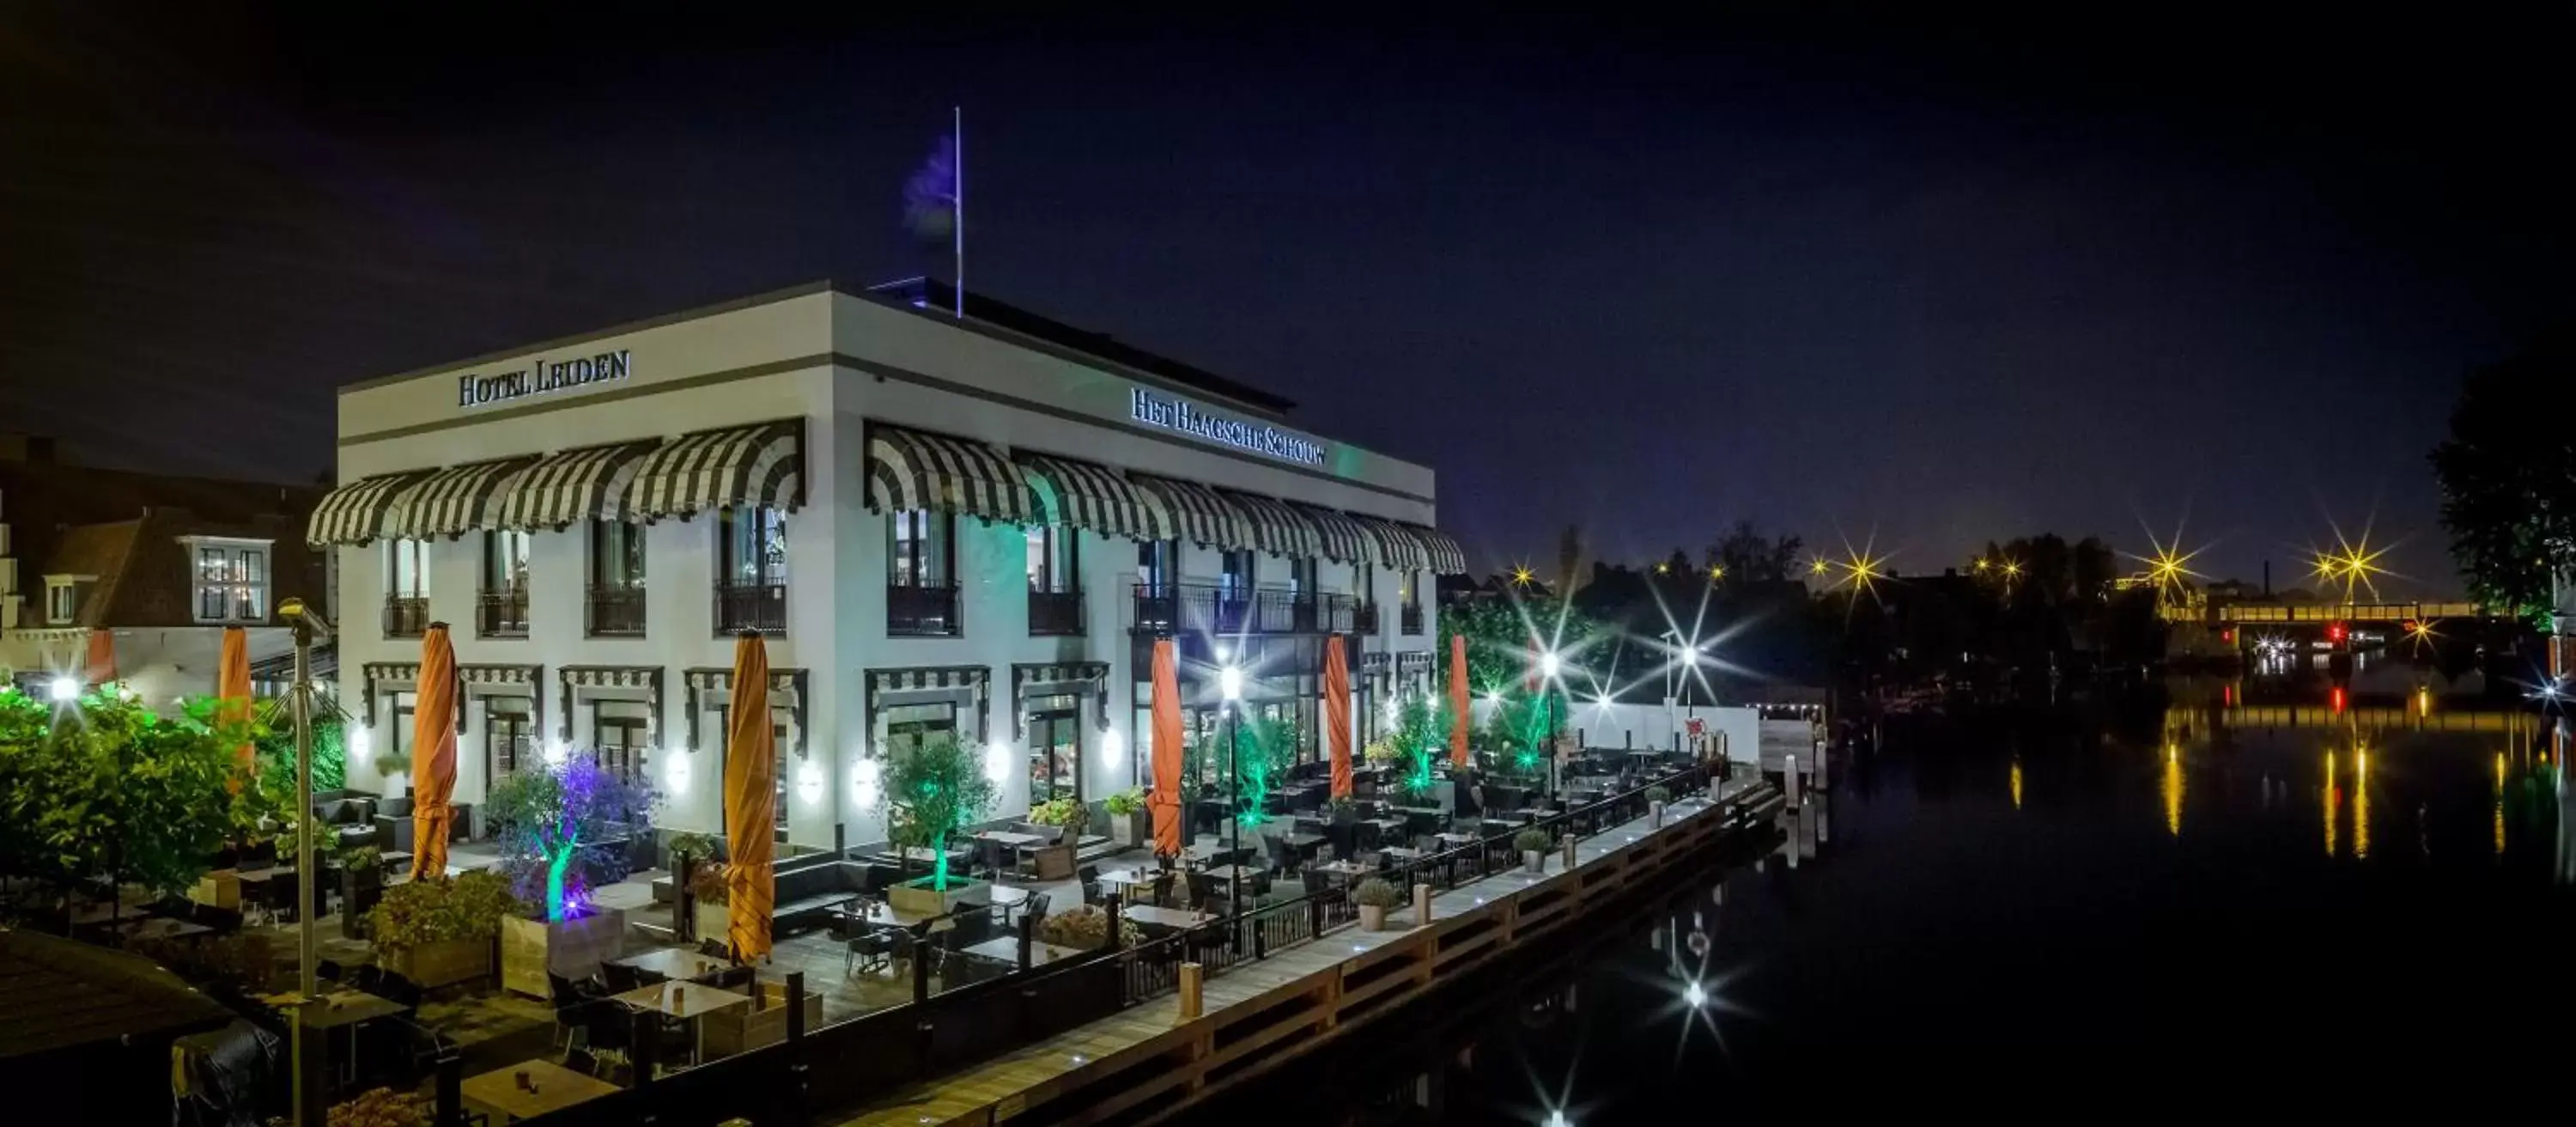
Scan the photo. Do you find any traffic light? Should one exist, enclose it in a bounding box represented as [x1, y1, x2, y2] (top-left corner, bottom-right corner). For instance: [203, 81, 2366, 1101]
[2327, 622, 2347, 644]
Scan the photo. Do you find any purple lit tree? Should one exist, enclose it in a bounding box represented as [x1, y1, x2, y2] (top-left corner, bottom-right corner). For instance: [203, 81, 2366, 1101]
[484, 752, 655, 922]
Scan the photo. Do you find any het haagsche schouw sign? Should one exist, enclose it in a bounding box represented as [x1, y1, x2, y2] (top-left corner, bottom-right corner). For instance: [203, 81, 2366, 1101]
[457, 350, 633, 409]
[1130, 387, 1325, 466]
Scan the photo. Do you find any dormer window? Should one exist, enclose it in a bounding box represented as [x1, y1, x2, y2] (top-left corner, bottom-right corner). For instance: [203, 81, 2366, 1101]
[46, 578, 83, 624]
[182, 537, 270, 624]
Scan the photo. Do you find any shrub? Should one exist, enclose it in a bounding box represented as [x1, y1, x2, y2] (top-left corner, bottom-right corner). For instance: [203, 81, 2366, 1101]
[1036, 904, 1142, 950]
[688, 862, 731, 906]
[1645, 784, 1672, 802]
[667, 831, 722, 866]
[367, 870, 516, 951]
[1103, 789, 1145, 817]
[372, 752, 409, 780]
[327, 1087, 427, 1127]
[1353, 877, 1404, 908]
[1028, 795, 1088, 832]
[1512, 827, 1553, 853]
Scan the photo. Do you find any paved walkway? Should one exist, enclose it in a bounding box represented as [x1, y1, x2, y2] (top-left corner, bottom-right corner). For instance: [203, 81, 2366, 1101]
[836, 776, 1765, 1126]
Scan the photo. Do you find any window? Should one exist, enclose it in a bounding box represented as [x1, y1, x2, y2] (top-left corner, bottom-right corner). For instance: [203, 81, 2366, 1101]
[1220, 550, 1256, 597]
[179, 540, 269, 624]
[1400, 571, 1424, 635]
[1025, 695, 1083, 805]
[1286, 557, 1316, 597]
[483, 530, 531, 593]
[591, 520, 646, 588]
[1024, 526, 1078, 594]
[593, 702, 649, 781]
[386, 539, 430, 599]
[486, 697, 534, 783]
[887, 509, 951, 588]
[1137, 539, 1175, 593]
[882, 702, 959, 756]
[720, 506, 789, 588]
[1353, 561, 1375, 604]
[46, 580, 80, 624]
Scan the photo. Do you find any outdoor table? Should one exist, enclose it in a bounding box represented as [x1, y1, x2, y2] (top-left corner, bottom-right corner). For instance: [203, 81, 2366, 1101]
[1382, 846, 1425, 862]
[962, 936, 1088, 966]
[1312, 860, 1370, 883]
[889, 844, 974, 865]
[1200, 863, 1263, 885]
[1122, 904, 1213, 931]
[1435, 832, 1480, 847]
[114, 917, 212, 943]
[832, 899, 942, 932]
[297, 990, 408, 1093]
[461, 1058, 623, 1122]
[1097, 868, 1157, 889]
[611, 947, 732, 982]
[611, 981, 750, 1063]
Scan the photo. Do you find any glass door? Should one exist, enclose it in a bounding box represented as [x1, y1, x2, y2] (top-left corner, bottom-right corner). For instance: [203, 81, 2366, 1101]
[1027, 704, 1083, 804]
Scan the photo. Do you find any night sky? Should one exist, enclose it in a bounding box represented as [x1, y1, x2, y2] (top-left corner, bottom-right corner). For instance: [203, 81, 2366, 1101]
[4, 5, 2567, 594]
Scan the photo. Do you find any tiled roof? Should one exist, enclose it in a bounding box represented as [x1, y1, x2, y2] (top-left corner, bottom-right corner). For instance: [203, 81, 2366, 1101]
[36, 520, 140, 627]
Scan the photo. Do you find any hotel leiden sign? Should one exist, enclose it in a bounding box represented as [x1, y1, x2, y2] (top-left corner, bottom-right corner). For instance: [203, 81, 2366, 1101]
[1129, 387, 1325, 466]
[457, 350, 633, 409]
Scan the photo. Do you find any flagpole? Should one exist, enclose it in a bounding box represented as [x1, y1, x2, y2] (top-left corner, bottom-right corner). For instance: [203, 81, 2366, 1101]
[952, 105, 965, 320]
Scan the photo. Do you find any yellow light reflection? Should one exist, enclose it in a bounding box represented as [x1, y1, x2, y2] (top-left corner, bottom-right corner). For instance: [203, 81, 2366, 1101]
[2353, 747, 2371, 860]
[2494, 751, 2508, 859]
[2416, 686, 2430, 719]
[2324, 751, 2338, 859]
[2161, 745, 2183, 838]
[2009, 758, 2024, 810]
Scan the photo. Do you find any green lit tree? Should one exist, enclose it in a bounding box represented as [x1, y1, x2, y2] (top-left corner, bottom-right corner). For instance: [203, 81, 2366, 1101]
[484, 754, 655, 922]
[2430, 340, 2576, 624]
[0, 690, 278, 903]
[1387, 695, 1452, 798]
[253, 698, 346, 795]
[1230, 714, 1299, 828]
[884, 734, 995, 891]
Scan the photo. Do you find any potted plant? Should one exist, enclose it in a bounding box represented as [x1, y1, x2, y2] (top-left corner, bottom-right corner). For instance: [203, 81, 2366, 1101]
[1645, 783, 1672, 825]
[368, 870, 514, 988]
[1353, 877, 1403, 932]
[1027, 795, 1088, 843]
[485, 755, 650, 996]
[373, 752, 411, 798]
[666, 830, 722, 872]
[884, 734, 999, 916]
[1102, 789, 1149, 848]
[1037, 904, 1143, 951]
[339, 844, 385, 939]
[1514, 828, 1553, 874]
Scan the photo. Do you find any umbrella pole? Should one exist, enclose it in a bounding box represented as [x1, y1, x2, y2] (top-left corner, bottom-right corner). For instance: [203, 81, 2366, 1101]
[289, 617, 319, 1125]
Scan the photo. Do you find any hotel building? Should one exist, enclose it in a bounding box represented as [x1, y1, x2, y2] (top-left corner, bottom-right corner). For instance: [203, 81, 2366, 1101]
[315, 279, 1464, 850]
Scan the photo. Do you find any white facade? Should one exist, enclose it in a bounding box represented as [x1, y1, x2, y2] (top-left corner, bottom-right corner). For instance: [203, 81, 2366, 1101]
[325, 283, 1455, 850]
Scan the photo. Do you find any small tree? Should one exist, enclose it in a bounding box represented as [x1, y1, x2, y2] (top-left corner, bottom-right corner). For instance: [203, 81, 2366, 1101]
[253, 699, 346, 795]
[1229, 714, 1298, 828]
[1387, 695, 1451, 799]
[884, 735, 995, 892]
[483, 753, 655, 921]
[0, 690, 277, 903]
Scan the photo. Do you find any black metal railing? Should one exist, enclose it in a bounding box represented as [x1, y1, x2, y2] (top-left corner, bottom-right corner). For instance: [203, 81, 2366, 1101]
[1027, 588, 1084, 637]
[585, 586, 646, 637]
[1130, 583, 1366, 635]
[382, 595, 429, 638]
[887, 583, 960, 636]
[1400, 604, 1424, 635]
[475, 589, 529, 638]
[1354, 601, 1381, 634]
[714, 582, 786, 636]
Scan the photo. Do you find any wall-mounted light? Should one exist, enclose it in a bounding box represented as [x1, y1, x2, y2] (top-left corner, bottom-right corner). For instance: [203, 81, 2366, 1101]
[1099, 727, 1124, 767]
[665, 749, 691, 794]
[853, 756, 883, 809]
[796, 760, 824, 804]
[543, 738, 569, 767]
[982, 740, 1012, 784]
[349, 725, 373, 763]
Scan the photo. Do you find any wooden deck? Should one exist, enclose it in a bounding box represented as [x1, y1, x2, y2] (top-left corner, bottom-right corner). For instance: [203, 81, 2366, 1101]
[835, 775, 1773, 1126]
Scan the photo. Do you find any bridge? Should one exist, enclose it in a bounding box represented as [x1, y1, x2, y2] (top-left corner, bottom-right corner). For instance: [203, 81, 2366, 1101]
[2158, 599, 2488, 626]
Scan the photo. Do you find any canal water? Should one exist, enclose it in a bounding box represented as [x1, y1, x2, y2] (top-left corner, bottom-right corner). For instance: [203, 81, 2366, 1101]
[1192, 675, 2576, 1123]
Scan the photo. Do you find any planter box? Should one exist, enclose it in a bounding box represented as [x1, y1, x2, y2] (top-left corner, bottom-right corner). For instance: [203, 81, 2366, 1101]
[1108, 810, 1150, 849]
[1359, 904, 1388, 932]
[1522, 850, 1546, 874]
[500, 909, 629, 998]
[887, 876, 989, 917]
[191, 870, 243, 911]
[386, 936, 492, 990]
[694, 901, 733, 946]
[700, 982, 825, 1057]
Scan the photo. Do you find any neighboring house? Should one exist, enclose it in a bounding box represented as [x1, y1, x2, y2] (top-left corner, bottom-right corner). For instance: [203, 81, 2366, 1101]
[0, 436, 327, 707]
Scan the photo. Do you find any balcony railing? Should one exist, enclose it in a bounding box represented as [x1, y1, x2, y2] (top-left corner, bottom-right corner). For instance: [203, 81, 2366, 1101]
[586, 585, 646, 637]
[476, 589, 530, 638]
[1354, 601, 1381, 635]
[1131, 583, 1360, 636]
[888, 583, 960, 637]
[1028, 588, 1084, 637]
[382, 595, 429, 639]
[714, 582, 787, 636]
[1400, 604, 1424, 635]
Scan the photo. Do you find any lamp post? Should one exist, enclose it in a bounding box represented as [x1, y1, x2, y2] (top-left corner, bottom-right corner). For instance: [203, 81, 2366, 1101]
[1219, 663, 1243, 918]
[1536, 649, 1562, 801]
[279, 598, 332, 1127]
[1660, 634, 1710, 752]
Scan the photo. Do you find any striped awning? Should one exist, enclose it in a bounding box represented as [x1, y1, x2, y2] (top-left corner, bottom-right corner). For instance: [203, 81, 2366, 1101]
[1127, 473, 1254, 551]
[307, 471, 432, 546]
[866, 424, 1034, 524]
[1016, 452, 1169, 541]
[1346, 513, 1429, 570]
[1218, 489, 1325, 560]
[1405, 524, 1468, 575]
[385, 456, 539, 539]
[1287, 502, 1370, 564]
[624, 419, 804, 521]
[490, 440, 665, 530]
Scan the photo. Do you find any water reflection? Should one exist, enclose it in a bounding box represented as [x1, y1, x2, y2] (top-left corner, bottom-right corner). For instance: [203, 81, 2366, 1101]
[2161, 743, 2183, 837]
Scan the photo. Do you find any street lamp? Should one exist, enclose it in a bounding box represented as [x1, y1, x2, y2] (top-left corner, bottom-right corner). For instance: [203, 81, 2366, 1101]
[277, 597, 333, 1127]
[1534, 649, 1564, 799]
[1218, 663, 1244, 920]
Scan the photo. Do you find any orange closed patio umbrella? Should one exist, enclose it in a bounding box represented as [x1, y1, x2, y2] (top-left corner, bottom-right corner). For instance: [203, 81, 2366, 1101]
[83, 627, 117, 686]
[217, 626, 254, 785]
[1147, 639, 1185, 858]
[407, 624, 460, 882]
[1449, 633, 1471, 767]
[723, 631, 775, 964]
[1324, 635, 1353, 800]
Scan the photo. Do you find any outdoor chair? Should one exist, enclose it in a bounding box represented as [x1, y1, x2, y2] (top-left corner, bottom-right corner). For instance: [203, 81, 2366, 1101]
[600, 961, 643, 995]
[848, 928, 896, 977]
[1024, 892, 1053, 925]
[1302, 869, 1328, 896]
[547, 972, 598, 1055]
